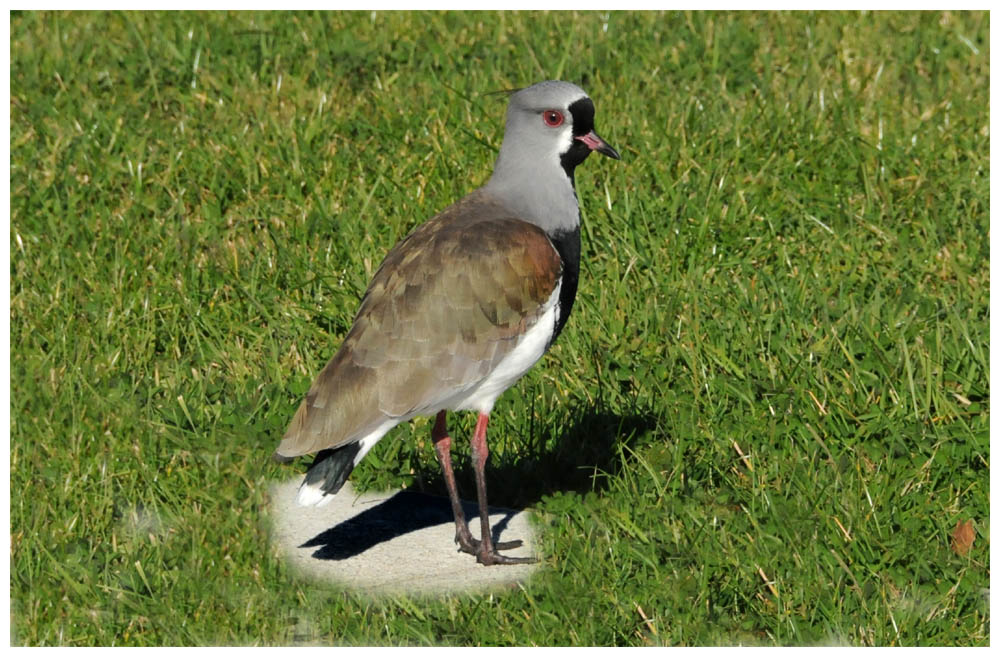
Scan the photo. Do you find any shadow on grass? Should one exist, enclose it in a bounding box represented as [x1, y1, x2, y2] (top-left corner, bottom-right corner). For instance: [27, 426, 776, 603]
[472, 406, 660, 509]
[299, 403, 657, 560]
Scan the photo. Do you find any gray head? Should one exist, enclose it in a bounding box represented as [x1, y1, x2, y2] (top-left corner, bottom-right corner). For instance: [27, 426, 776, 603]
[484, 80, 619, 232]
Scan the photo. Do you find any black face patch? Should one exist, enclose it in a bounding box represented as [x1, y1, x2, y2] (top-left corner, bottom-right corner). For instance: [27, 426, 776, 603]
[568, 97, 596, 137]
[559, 96, 598, 182]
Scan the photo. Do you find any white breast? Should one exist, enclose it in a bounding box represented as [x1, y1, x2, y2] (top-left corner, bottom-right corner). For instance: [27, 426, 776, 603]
[448, 281, 562, 415]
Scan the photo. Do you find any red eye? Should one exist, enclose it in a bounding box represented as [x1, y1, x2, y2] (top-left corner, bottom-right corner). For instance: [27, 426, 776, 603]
[542, 110, 564, 127]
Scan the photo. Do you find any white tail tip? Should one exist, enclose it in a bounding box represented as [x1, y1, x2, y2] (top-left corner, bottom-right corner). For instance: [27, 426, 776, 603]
[296, 480, 335, 507]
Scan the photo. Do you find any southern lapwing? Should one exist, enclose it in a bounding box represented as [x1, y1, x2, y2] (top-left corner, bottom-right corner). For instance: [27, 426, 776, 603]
[274, 80, 619, 566]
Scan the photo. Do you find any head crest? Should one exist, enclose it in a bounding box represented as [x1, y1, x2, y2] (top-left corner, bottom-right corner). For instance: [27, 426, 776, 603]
[484, 87, 521, 100]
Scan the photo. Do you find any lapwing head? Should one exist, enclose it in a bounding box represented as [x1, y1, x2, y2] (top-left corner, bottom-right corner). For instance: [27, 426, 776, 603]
[497, 80, 620, 181]
[484, 80, 619, 233]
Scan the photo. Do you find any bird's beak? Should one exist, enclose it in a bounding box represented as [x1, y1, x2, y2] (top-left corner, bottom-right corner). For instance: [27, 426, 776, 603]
[576, 130, 620, 160]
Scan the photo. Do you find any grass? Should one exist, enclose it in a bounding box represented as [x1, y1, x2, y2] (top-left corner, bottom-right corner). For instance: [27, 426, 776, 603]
[9, 9, 989, 646]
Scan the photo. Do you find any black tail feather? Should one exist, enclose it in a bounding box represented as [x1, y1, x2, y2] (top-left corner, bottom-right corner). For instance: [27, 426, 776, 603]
[303, 442, 362, 497]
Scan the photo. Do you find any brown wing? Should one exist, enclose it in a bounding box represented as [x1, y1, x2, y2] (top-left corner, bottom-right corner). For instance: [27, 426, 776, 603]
[274, 190, 562, 458]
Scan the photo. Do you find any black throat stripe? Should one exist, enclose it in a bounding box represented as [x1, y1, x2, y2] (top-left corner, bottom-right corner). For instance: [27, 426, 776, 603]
[560, 97, 597, 182]
[547, 226, 581, 343]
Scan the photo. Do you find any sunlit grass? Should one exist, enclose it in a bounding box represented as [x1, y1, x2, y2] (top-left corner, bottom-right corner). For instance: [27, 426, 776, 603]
[10, 10, 988, 646]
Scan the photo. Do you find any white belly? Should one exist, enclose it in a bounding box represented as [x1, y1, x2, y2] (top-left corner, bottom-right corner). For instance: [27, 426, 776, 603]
[449, 281, 561, 414]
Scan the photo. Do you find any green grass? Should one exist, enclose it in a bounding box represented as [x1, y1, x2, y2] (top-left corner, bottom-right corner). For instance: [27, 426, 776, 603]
[9, 9, 989, 646]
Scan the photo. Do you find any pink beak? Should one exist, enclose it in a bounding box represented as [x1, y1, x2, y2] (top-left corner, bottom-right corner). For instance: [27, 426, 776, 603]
[576, 130, 620, 159]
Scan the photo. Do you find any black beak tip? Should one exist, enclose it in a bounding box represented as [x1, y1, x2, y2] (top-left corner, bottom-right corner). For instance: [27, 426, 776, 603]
[600, 143, 621, 160]
[576, 130, 621, 161]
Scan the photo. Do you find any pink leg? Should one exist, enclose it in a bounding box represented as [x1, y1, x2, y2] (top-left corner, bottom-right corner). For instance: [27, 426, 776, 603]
[469, 412, 534, 565]
[431, 410, 478, 553]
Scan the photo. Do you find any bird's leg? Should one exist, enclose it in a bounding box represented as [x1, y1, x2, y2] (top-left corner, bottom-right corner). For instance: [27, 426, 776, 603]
[431, 410, 478, 554]
[469, 412, 535, 565]
[431, 411, 523, 557]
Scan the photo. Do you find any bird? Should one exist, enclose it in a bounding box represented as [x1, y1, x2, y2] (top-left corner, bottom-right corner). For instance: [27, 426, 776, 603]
[273, 80, 619, 566]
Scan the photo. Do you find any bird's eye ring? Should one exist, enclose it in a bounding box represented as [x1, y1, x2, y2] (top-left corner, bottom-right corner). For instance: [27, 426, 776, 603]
[542, 110, 564, 127]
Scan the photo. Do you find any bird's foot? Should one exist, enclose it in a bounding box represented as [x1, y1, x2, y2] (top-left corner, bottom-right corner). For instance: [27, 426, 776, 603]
[454, 530, 523, 555]
[454, 530, 535, 565]
[476, 549, 536, 566]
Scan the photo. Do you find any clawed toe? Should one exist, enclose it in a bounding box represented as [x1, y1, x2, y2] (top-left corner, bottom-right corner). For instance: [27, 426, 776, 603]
[477, 550, 536, 566]
[455, 533, 523, 555]
[454, 532, 530, 564]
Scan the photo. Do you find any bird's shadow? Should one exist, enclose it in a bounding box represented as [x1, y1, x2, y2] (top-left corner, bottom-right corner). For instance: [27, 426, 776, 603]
[300, 489, 516, 561]
[298, 403, 656, 561]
